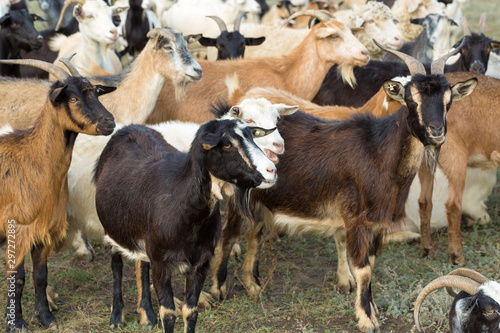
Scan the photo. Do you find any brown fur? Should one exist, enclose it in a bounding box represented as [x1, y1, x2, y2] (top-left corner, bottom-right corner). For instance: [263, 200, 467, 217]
[146, 18, 369, 125]
[418, 72, 500, 266]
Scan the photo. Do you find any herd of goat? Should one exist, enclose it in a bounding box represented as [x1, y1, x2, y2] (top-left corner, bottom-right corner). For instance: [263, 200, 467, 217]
[0, 0, 499, 331]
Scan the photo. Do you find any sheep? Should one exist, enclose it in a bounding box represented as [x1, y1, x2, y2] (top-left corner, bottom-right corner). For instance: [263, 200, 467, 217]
[416, 70, 500, 266]
[199, 13, 265, 61]
[49, 0, 129, 77]
[383, 13, 457, 64]
[161, 0, 262, 36]
[0, 57, 116, 333]
[414, 268, 500, 333]
[209, 42, 478, 332]
[0, 9, 43, 76]
[0, 28, 201, 130]
[391, 0, 445, 42]
[94, 119, 277, 332]
[146, 10, 370, 125]
[312, 22, 499, 108]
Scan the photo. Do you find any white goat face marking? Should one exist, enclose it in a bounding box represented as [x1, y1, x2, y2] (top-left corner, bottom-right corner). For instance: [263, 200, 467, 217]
[235, 123, 276, 188]
[224, 98, 284, 158]
[392, 75, 412, 86]
[479, 281, 500, 307]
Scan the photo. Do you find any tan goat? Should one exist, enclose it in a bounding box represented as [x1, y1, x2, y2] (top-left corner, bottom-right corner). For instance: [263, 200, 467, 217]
[0, 58, 116, 332]
[146, 10, 370, 125]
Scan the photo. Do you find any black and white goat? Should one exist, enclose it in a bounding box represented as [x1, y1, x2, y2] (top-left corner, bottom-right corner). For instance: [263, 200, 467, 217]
[414, 268, 500, 333]
[198, 12, 265, 60]
[94, 119, 276, 332]
[0, 8, 43, 76]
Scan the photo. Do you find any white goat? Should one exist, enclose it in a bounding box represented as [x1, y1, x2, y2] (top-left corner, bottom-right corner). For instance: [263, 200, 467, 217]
[392, 0, 445, 42]
[49, 0, 129, 77]
[161, 0, 261, 35]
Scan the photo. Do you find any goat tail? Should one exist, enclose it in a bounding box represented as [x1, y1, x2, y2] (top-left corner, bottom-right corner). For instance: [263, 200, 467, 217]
[225, 73, 245, 106]
[48, 34, 68, 52]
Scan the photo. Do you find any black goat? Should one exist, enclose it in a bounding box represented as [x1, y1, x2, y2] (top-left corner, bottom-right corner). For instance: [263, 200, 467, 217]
[312, 28, 499, 108]
[94, 120, 276, 332]
[383, 14, 457, 64]
[120, 0, 156, 58]
[414, 268, 500, 333]
[0, 9, 43, 76]
[198, 12, 265, 60]
[210, 41, 477, 332]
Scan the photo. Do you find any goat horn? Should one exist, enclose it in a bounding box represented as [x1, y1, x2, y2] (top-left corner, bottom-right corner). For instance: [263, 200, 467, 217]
[430, 38, 465, 75]
[373, 39, 426, 75]
[280, 9, 335, 28]
[55, 0, 85, 31]
[206, 16, 227, 33]
[445, 268, 490, 297]
[478, 12, 486, 34]
[414, 275, 480, 332]
[0, 59, 69, 82]
[59, 54, 82, 77]
[460, 16, 471, 36]
[233, 11, 248, 32]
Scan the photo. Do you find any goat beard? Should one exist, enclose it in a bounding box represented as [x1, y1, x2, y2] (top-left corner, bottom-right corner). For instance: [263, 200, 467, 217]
[337, 64, 357, 89]
[174, 80, 189, 100]
[423, 146, 441, 176]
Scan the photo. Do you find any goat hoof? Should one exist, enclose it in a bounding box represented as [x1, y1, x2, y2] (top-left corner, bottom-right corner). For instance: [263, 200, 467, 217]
[6, 318, 32, 333]
[449, 253, 466, 267]
[420, 247, 434, 258]
[109, 323, 124, 330]
[37, 311, 57, 329]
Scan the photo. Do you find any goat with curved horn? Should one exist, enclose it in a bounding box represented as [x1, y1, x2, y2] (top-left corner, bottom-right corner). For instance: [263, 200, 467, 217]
[234, 11, 248, 32]
[0, 58, 70, 81]
[445, 267, 490, 297]
[478, 12, 486, 34]
[414, 274, 481, 332]
[280, 9, 335, 28]
[430, 38, 465, 75]
[59, 53, 82, 77]
[207, 15, 227, 33]
[373, 39, 426, 75]
[460, 16, 471, 36]
[55, 0, 85, 31]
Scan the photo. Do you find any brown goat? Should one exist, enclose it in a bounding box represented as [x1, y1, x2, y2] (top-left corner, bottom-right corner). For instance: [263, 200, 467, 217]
[0, 58, 116, 332]
[418, 72, 500, 266]
[145, 10, 370, 125]
[209, 42, 478, 332]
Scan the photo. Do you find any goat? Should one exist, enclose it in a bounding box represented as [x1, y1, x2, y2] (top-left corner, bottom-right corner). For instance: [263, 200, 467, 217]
[94, 119, 276, 332]
[49, 0, 129, 77]
[209, 41, 477, 332]
[391, 0, 445, 42]
[312, 18, 499, 108]
[199, 13, 265, 60]
[0, 9, 43, 76]
[414, 268, 500, 333]
[383, 13, 457, 64]
[161, 0, 262, 36]
[146, 10, 370, 125]
[261, 0, 297, 26]
[289, 1, 340, 29]
[0, 57, 116, 332]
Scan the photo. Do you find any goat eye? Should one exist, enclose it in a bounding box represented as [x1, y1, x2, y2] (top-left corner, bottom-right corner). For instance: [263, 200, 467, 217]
[367, 19, 375, 24]
[246, 119, 254, 124]
[330, 34, 339, 39]
[10, 23, 19, 29]
[223, 143, 231, 149]
[87, 15, 94, 19]
[69, 97, 77, 103]
[484, 310, 495, 316]
[164, 45, 172, 51]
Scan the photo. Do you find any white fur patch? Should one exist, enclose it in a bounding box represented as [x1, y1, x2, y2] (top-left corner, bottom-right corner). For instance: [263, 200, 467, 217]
[104, 235, 150, 262]
[479, 281, 500, 306]
[0, 124, 13, 136]
[273, 214, 344, 237]
[392, 75, 411, 86]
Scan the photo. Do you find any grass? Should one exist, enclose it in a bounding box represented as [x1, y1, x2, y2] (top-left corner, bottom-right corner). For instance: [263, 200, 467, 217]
[2, 0, 500, 332]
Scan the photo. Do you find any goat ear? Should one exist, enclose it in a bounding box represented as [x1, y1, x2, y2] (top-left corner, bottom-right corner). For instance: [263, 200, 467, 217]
[230, 106, 240, 117]
[95, 85, 117, 96]
[450, 78, 477, 102]
[200, 132, 222, 151]
[49, 85, 68, 104]
[73, 5, 84, 21]
[245, 36, 265, 46]
[186, 34, 202, 44]
[0, 13, 11, 25]
[410, 18, 424, 25]
[198, 37, 217, 47]
[274, 104, 299, 116]
[382, 80, 406, 105]
[406, 0, 419, 13]
[490, 40, 500, 50]
[155, 35, 165, 49]
[111, 5, 129, 15]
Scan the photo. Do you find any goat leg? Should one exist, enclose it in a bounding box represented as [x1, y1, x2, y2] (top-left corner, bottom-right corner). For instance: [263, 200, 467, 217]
[152, 262, 176, 333]
[135, 260, 157, 329]
[333, 228, 355, 294]
[183, 260, 210, 333]
[5, 258, 30, 333]
[241, 221, 265, 299]
[31, 243, 57, 329]
[110, 252, 125, 329]
[418, 165, 435, 258]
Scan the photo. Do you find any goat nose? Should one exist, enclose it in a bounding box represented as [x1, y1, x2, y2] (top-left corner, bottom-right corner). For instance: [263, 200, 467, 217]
[194, 67, 203, 77]
[37, 35, 43, 41]
[429, 123, 444, 135]
[266, 166, 276, 176]
[273, 142, 284, 154]
[110, 29, 117, 38]
[361, 50, 369, 57]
